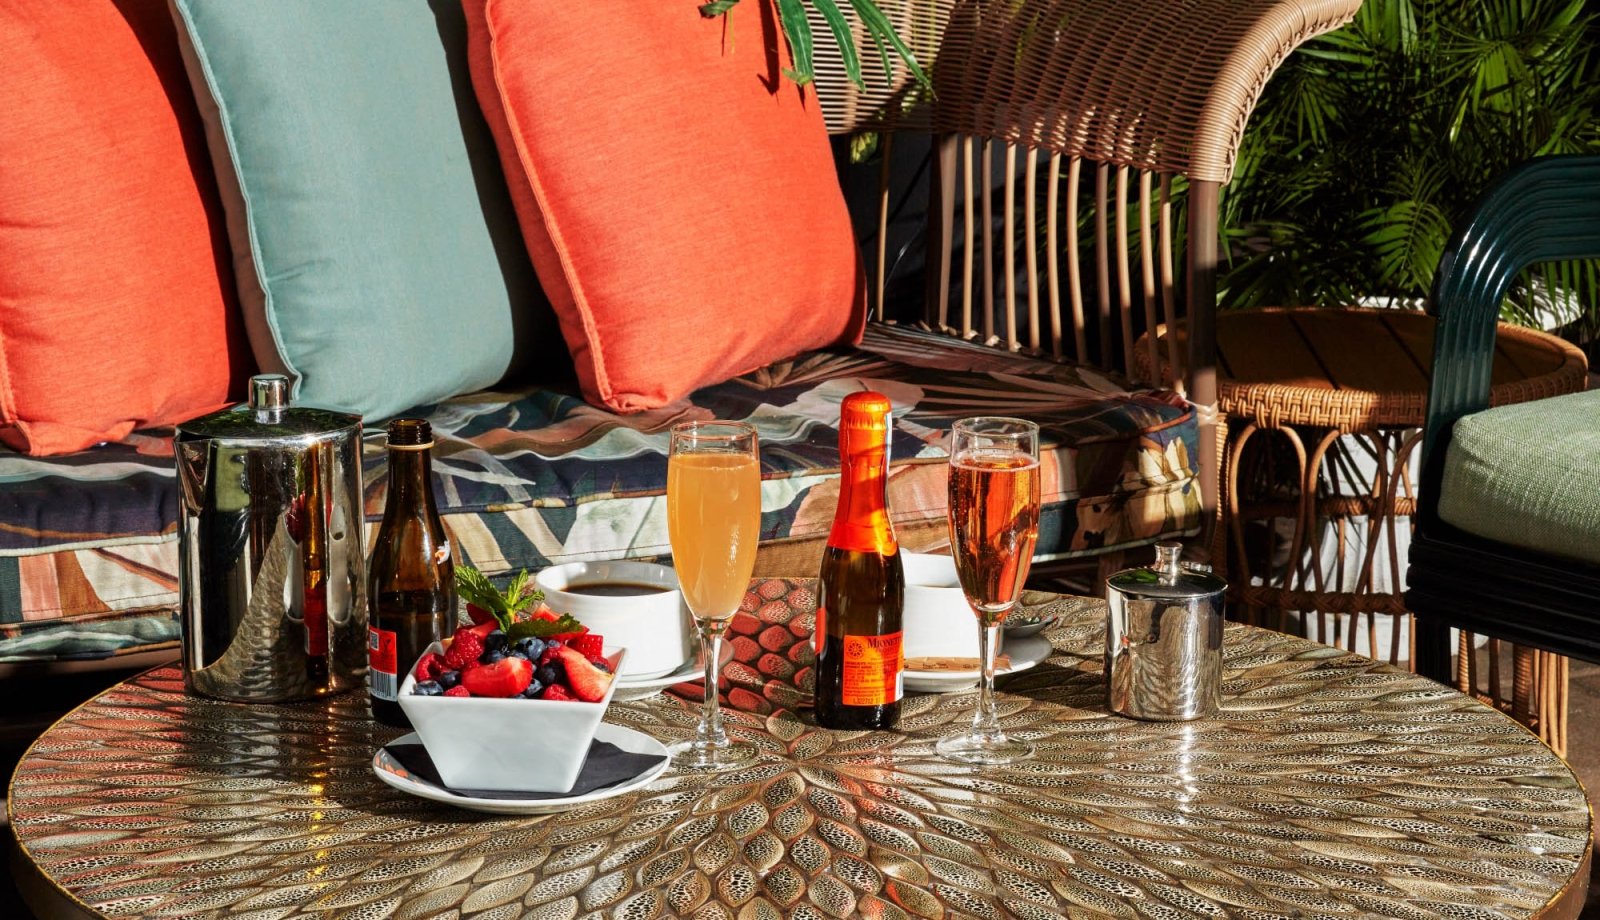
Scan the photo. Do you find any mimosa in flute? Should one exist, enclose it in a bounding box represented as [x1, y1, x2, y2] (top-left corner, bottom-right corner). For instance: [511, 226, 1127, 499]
[665, 421, 761, 770]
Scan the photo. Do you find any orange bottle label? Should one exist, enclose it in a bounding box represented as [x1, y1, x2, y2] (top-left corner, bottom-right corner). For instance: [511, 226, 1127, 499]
[842, 631, 904, 706]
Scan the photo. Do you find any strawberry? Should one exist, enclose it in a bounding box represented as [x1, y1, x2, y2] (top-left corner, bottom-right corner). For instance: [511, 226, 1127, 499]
[465, 620, 498, 639]
[413, 652, 446, 682]
[549, 628, 589, 642]
[531, 605, 558, 622]
[444, 686, 470, 697]
[553, 646, 613, 702]
[443, 628, 486, 671]
[465, 603, 496, 626]
[460, 656, 534, 698]
[540, 683, 576, 701]
[568, 633, 605, 659]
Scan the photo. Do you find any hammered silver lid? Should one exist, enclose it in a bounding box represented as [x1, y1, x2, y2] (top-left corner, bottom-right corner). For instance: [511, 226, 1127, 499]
[177, 373, 361, 442]
[1106, 541, 1227, 602]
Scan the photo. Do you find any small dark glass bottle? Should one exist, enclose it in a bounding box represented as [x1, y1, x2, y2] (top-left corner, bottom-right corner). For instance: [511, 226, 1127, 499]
[814, 392, 905, 730]
[367, 419, 455, 728]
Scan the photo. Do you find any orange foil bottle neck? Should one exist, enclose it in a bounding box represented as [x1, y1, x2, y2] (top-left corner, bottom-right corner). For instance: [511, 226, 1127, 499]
[827, 391, 898, 556]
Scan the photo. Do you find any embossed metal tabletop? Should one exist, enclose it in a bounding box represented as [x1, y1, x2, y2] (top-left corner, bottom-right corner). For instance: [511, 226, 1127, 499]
[9, 580, 1593, 919]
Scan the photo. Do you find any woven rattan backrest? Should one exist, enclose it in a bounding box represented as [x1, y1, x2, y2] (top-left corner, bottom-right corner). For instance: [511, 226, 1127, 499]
[810, 0, 1361, 514]
[812, 0, 1360, 181]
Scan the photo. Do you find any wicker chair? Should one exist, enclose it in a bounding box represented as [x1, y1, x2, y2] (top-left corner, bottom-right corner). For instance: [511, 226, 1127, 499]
[805, 0, 1363, 577]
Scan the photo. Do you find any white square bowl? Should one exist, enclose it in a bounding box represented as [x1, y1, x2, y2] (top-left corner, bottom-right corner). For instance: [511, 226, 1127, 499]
[398, 640, 626, 793]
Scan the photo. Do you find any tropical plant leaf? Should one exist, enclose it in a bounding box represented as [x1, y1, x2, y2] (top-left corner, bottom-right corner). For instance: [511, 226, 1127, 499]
[811, 0, 864, 89]
[849, 0, 932, 90]
[1220, 0, 1600, 329]
[699, 0, 740, 17]
[775, 0, 815, 84]
[1359, 197, 1452, 294]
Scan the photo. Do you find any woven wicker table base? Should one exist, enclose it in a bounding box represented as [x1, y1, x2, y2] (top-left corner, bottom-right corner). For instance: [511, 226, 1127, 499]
[1140, 307, 1588, 754]
[9, 579, 1593, 920]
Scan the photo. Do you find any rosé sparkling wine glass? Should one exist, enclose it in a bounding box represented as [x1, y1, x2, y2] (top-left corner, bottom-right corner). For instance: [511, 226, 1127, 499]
[936, 416, 1041, 765]
[665, 421, 761, 771]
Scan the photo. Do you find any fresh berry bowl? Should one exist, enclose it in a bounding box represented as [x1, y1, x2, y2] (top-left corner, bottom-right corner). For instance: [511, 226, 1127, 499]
[398, 639, 628, 793]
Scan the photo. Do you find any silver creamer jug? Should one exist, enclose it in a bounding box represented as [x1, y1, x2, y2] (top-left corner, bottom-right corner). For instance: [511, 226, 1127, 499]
[1105, 542, 1227, 721]
[176, 374, 367, 701]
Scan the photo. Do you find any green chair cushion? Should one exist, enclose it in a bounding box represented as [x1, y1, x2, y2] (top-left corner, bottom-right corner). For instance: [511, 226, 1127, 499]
[1438, 388, 1600, 565]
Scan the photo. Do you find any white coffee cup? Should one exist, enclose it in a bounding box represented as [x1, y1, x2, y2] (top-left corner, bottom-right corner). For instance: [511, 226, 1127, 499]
[535, 561, 692, 680]
[902, 552, 981, 660]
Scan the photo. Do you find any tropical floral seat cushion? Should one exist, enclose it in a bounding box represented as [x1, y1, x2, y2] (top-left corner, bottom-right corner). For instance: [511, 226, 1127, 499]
[0, 325, 1199, 662]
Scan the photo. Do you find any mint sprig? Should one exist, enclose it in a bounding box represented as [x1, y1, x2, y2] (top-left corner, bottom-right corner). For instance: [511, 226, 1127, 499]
[455, 566, 543, 632]
[506, 615, 586, 642]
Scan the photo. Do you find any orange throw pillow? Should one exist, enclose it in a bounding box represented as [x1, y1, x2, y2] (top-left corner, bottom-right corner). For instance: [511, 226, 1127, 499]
[0, 1, 246, 455]
[463, 0, 865, 412]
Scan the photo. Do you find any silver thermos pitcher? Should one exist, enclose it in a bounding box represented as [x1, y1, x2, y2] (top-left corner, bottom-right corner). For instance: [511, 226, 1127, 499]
[1105, 542, 1227, 721]
[176, 374, 368, 702]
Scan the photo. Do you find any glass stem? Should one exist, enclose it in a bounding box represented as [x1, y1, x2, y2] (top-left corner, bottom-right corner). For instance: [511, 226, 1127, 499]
[697, 619, 730, 748]
[973, 618, 1005, 741]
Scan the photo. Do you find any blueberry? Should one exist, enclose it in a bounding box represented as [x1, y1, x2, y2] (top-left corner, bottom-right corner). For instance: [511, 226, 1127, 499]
[480, 648, 508, 665]
[483, 631, 509, 654]
[520, 679, 544, 699]
[414, 680, 443, 696]
[536, 662, 563, 687]
[514, 637, 545, 659]
[509, 648, 529, 661]
[545, 639, 563, 650]
[437, 669, 460, 689]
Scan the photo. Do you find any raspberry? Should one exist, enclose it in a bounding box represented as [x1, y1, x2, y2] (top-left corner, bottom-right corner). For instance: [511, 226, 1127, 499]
[413, 652, 445, 682]
[568, 633, 604, 659]
[444, 628, 485, 671]
[540, 683, 575, 701]
[538, 645, 562, 665]
[443, 686, 470, 697]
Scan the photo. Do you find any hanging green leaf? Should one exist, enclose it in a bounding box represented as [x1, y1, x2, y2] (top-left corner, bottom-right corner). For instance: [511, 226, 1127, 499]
[811, 0, 864, 89]
[849, 0, 931, 90]
[699, 0, 928, 93]
[775, 0, 815, 84]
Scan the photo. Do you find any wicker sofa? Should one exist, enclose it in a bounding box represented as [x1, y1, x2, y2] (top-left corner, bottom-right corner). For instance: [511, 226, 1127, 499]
[0, 1, 1358, 681]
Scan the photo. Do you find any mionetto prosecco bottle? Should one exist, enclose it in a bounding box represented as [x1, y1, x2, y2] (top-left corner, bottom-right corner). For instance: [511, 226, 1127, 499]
[814, 391, 905, 730]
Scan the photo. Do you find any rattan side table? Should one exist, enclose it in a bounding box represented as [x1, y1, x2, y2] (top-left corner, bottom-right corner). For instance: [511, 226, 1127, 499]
[1141, 307, 1587, 750]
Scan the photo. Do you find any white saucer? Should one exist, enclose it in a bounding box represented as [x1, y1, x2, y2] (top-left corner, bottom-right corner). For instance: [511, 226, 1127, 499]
[904, 634, 1054, 693]
[612, 657, 701, 701]
[372, 724, 669, 814]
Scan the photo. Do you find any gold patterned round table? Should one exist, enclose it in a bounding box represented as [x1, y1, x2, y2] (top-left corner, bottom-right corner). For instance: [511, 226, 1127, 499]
[8, 580, 1592, 920]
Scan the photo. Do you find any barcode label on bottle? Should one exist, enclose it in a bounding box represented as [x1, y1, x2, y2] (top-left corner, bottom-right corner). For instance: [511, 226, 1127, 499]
[842, 631, 903, 706]
[368, 627, 399, 701]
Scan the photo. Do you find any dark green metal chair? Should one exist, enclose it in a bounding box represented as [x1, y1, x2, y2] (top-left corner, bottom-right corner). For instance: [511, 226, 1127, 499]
[1409, 155, 1600, 684]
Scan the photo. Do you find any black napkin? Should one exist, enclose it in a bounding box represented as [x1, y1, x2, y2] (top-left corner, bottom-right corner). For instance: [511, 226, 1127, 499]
[387, 740, 666, 800]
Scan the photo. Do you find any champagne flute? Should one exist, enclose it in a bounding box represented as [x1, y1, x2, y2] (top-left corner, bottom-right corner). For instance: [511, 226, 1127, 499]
[665, 421, 761, 771]
[936, 417, 1041, 764]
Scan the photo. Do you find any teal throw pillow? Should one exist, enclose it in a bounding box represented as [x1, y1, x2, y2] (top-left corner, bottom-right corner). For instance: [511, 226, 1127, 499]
[169, 0, 562, 420]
